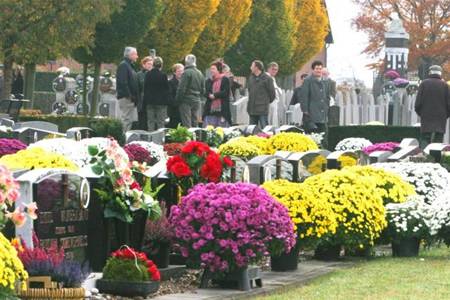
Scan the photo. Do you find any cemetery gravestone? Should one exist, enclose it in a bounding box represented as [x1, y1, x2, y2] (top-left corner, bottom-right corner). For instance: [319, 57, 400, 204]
[15, 169, 90, 262]
[327, 151, 359, 169]
[246, 155, 276, 184]
[424, 143, 448, 163]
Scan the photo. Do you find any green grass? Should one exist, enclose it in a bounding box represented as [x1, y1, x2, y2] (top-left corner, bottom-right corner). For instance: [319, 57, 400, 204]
[254, 247, 450, 300]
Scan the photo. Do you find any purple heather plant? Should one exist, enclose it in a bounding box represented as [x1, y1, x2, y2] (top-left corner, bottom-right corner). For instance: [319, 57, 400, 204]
[0, 138, 27, 157]
[169, 182, 296, 272]
[124, 143, 156, 165]
[363, 142, 400, 155]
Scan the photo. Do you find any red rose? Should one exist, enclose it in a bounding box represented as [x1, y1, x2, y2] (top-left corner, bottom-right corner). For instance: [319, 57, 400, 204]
[200, 153, 223, 182]
[130, 181, 142, 191]
[167, 155, 185, 170]
[171, 161, 193, 178]
[182, 141, 211, 156]
[223, 156, 234, 167]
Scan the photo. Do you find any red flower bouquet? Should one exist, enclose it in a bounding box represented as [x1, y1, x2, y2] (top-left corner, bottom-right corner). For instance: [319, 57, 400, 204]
[166, 141, 233, 194]
[103, 247, 161, 282]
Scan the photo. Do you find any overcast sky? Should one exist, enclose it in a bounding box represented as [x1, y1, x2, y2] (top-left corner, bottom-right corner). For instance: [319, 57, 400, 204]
[326, 0, 378, 87]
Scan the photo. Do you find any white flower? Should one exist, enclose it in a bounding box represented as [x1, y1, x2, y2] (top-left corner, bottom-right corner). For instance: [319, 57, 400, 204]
[335, 137, 372, 151]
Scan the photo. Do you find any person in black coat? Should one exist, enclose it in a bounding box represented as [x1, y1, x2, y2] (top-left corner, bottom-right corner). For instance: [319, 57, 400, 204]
[116, 46, 140, 132]
[143, 56, 169, 131]
[167, 63, 184, 128]
[203, 61, 231, 127]
[414, 65, 450, 148]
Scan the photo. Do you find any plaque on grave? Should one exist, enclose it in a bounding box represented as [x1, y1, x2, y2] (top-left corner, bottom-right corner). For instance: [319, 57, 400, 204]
[150, 129, 165, 145]
[263, 126, 277, 135]
[65, 90, 79, 105]
[99, 77, 114, 93]
[13, 127, 65, 145]
[15, 169, 90, 263]
[399, 138, 419, 148]
[76, 103, 89, 115]
[188, 127, 206, 141]
[52, 102, 67, 114]
[98, 102, 109, 117]
[52, 76, 66, 92]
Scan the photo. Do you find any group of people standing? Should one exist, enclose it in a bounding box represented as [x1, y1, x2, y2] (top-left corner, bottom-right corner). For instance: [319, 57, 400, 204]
[116, 46, 235, 132]
[115, 46, 336, 134]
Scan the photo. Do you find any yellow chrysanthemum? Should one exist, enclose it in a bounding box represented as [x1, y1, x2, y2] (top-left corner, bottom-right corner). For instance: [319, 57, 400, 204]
[337, 155, 358, 168]
[344, 165, 415, 205]
[262, 179, 337, 248]
[266, 132, 318, 154]
[0, 233, 27, 293]
[0, 147, 78, 171]
[218, 140, 260, 160]
[302, 169, 387, 248]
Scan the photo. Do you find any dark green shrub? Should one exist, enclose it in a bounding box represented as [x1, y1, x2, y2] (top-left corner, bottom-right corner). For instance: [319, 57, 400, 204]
[327, 125, 420, 151]
[19, 115, 124, 144]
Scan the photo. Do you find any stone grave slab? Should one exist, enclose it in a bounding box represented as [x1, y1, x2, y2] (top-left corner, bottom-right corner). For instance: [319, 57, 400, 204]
[369, 151, 393, 163]
[387, 146, 421, 162]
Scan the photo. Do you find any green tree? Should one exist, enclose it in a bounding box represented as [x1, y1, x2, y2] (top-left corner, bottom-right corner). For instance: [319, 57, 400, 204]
[0, 0, 121, 101]
[142, 0, 221, 70]
[72, 0, 163, 116]
[224, 0, 297, 76]
[192, 0, 253, 71]
[285, 0, 329, 74]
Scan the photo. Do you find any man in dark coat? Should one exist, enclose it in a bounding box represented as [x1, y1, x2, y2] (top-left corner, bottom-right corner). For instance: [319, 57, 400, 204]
[247, 60, 276, 128]
[167, 63, 184, 128]
[299, 60, 330, 133]
[143, 56, 169, 131]
[116, 46, 140, 132]
[176, 54, 205, 127]
[136, 56, 153, 130]
[290, 73, 308, 106]
[414, 65, 450, 148]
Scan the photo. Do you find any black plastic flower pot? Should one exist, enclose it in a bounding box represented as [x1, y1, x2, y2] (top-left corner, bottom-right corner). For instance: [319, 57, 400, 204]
[271, 244, 300, 271]
[314, 243, 341, 261]
[147, 241, 170, 269]
[392, 237, 420, 257]
[96, 279, 160, 297]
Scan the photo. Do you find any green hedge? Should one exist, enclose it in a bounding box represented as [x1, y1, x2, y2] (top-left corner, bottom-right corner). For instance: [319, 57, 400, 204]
[19, 115, 124, 144]
[327, 125, 421, 151]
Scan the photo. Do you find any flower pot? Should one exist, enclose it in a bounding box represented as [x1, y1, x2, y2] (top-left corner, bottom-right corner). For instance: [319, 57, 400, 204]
[345, 246, 373, 258]
[129, 210, 147, 251]
[392, 237, 420, 257]
[314, 243, 341, 261]
[18, 288, 85, 299]
[146, 241, 170, 269]
[96, 279, 160, 297]
[271, 244, 300, 271]
[200, 266, 262, 291]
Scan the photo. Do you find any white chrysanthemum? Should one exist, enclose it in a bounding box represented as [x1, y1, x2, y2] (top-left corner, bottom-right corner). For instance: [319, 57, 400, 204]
[335, 137, 372, 151]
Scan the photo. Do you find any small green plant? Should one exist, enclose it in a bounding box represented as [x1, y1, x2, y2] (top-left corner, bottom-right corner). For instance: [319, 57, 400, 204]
[167, 124, 193, 143]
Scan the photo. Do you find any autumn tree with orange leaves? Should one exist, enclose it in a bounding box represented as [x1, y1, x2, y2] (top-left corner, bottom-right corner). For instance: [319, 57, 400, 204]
[353, 0, 450, 78]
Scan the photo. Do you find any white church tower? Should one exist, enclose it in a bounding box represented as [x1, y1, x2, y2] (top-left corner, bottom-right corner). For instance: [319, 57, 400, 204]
[384, 18, 410, 77]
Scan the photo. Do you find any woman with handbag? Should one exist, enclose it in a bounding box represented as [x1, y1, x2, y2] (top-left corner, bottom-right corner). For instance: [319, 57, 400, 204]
[203, 61, 232, 127]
